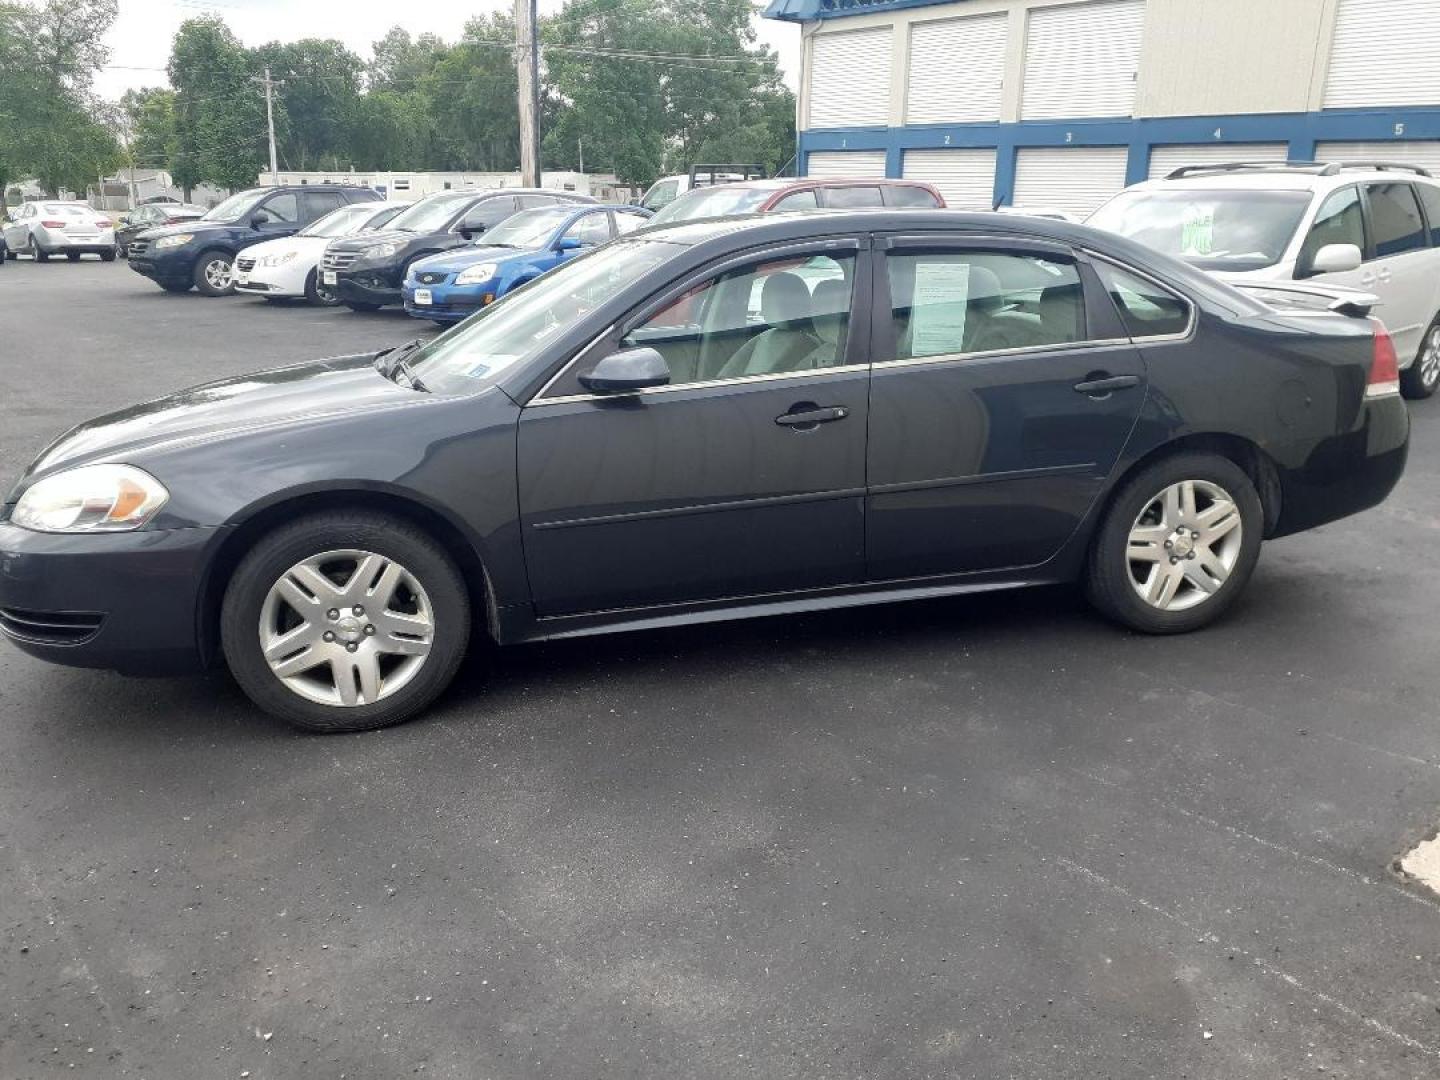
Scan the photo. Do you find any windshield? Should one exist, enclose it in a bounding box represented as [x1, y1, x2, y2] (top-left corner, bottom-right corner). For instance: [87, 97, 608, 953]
[651, 186, 773, 224]
[480, 207, 572, 248]
[387, 193, 473, 234]
[300, 205, 371, 238]
[1088, 189, 1312, 271]
[408, 239, 678, 394]
[202, 188, 268, 222]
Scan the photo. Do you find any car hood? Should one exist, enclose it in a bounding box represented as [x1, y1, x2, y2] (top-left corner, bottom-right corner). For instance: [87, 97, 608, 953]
[328, 228, 420, 252]
[411, 244, 522, 274]
[18, 354, 417, 484]
[135, 219, 234, 240]
[243, 235, 328, 261]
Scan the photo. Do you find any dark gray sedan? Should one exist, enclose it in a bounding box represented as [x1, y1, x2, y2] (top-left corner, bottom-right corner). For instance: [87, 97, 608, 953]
[0, 212, 1409, 732]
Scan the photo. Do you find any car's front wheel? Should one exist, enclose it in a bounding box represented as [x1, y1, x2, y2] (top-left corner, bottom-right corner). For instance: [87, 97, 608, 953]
[1402, 314, 1440, 400]
[305, 268, 340, 306]
[193, 250, 235, 296]
[1086, 452, 1263, 634]
[221, 512, 471, 733]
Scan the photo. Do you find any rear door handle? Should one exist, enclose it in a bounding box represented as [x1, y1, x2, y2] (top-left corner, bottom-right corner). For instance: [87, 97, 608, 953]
[1073, 374, 1141, 396]
[775, 405, 850, 427]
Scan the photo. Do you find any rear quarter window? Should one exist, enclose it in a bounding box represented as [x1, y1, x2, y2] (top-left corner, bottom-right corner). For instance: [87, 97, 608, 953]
[886, 185, 942, 208]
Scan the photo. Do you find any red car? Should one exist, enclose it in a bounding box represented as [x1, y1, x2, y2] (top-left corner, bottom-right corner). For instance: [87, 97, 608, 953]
[649, 177, 944, 224]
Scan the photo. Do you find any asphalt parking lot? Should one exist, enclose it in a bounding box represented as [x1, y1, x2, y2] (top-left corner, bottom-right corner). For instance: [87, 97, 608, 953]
[3, 257, 1440, 1079]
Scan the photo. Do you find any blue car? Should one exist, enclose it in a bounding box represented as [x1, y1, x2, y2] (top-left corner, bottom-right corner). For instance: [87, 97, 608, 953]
[403, 203, 652, 323]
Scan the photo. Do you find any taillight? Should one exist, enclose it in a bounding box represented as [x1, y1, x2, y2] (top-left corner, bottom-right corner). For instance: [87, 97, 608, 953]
[40, 219, 66, 228]
[94, 219, 111, 228]
[1367, 320, 1401, 399]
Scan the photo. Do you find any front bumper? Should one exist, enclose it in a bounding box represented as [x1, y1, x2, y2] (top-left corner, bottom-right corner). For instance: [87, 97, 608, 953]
[402, 281, 491, 322]
[336, 267, 403, 307]
[129, 247, 194, 286]
[0, 521, 225, 675]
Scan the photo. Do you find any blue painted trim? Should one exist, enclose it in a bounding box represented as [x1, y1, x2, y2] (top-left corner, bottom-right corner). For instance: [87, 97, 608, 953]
[799, 106, 1440, 204]
[763, 0, 977, 23]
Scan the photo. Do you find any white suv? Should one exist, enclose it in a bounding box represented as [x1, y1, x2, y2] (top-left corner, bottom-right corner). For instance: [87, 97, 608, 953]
[1090, 161, 1440, 398]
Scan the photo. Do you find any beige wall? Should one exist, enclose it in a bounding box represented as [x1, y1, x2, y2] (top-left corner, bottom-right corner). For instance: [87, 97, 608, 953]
[1135, 0, 1335, 117]
[796, 0, 1344, 131]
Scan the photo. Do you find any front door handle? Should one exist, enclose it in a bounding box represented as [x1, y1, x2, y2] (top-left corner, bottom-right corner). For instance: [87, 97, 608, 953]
[1074, 374, 1140, 397]
[775, 405, 850, 428]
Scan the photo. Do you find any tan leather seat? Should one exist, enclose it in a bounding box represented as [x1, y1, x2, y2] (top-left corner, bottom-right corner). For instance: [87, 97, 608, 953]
[716, 272, 818, 378]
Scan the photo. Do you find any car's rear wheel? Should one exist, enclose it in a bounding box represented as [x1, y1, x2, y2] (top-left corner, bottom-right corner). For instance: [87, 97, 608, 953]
[193, 250, 235, 296]
[66, 251, 80, 262]
[221, 512, 471, 733]
[99, 248, 115, 262]
[33, 242, 48, 263]
[1086, 452, 1263, 634]
[1402, 315, 1440, 400]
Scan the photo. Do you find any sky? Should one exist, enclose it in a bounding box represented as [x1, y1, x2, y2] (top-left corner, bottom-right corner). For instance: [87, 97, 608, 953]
[93, 0, 802, 100]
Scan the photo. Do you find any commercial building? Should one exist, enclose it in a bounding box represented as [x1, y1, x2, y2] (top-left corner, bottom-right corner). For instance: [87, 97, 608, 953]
[261, 169, 634, 203]
[763, 0, 1440, 216]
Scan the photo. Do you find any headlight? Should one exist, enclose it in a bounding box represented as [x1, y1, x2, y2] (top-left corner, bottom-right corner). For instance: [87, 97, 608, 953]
[363, 242, 399, 259]
[455, 263, 498, 286]
[154, 234, 193, 249]
[11, 464, 169, 533]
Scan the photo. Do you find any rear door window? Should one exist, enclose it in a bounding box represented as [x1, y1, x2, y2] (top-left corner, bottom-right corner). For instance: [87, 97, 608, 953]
[886, 185, 942, 208]
[303, 190, 345, 220]
[822, 186, 884, 209]
[1095, 263, 1192, 339]
[1366, 182, 1426, 257]
[881, 249, 1087, 360]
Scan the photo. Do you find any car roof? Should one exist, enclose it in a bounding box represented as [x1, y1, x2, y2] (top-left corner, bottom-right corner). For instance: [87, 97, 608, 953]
[1131, 161, 1440, 195]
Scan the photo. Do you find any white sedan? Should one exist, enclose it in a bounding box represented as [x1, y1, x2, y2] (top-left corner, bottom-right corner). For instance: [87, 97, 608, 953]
[234, 202, 405, 305]
[2, 201, 116, 262]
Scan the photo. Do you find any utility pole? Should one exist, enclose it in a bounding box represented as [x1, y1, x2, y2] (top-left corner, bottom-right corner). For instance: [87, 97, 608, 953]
[251, 67, 282, 184]
[514, 0, 541, 187]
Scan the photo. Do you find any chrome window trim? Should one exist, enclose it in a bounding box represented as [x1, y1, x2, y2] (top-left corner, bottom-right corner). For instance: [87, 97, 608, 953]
[530, 362, 874, 407]
[873, 339, 1135, 373]
[1081, 249, 1199, 346]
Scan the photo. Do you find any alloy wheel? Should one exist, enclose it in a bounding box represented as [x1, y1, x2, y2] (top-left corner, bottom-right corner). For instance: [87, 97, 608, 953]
[1126, 479, 1243, 612]
[258, 549, 435, 707]
[204, 257, 233, 291]
[1420, 327, 1440, 391]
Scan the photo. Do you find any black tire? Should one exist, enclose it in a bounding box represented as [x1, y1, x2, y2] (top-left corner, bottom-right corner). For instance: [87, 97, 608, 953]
[1401, 313, 1440, 400]
[345, 300, 382, 312]
[66, 251, 80, 261]
[193, 249, 235, 296]
[33, 244, 49, 263]
[221, 511, 471, 733]
[100, 248, 116, 262]
[304, 268, 341, 306]
[161, 282, 192, 293]
[1085, 452, 1263, 635]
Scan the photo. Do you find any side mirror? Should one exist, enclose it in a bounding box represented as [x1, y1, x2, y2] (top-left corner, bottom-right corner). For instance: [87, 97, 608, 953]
[577, 347, 670, 393]
[555, 236, 584, 252]
[1308, 242, 1363, 275]
[250, 212, 270, 229]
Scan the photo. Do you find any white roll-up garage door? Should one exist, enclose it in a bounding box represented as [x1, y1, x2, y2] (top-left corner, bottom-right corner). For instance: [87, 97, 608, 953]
[808, 27, 893, 129]
[806, 151, 888, 180]
[1147, 143, 1289, 180]
[906, 13, 1007, 124]
[902, 149, 997, 209]
[1323, 0, 1440, 109]
[1021, 0, 1145, 120]
[1013, 147, 1130, 219]
[1317, 142, 1440, 176]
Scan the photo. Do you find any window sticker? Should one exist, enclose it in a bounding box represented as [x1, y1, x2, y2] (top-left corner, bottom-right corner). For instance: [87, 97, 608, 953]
[910, 262, 971, 357]
[1180, 205, 1215, 257]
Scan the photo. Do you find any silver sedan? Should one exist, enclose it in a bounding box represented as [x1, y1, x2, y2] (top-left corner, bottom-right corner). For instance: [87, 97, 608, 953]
[2, 201, 117, 262]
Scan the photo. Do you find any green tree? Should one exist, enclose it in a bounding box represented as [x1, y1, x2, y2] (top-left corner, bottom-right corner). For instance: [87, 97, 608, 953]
[253, 38, 365, 171]
[368, 26, 447, 93]
[168, 17, 268, 192]
[421, 14, 521, 171]
[119, 87, 177, 169]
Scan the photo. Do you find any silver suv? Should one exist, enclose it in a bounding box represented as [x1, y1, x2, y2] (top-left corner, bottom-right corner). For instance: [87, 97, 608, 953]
[1090, 161, 1440, 398]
